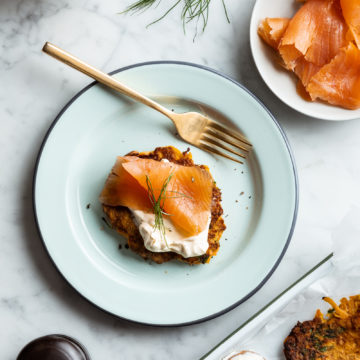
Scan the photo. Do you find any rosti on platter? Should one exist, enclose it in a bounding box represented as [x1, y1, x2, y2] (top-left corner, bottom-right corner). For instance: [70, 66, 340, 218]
[284, 295, 360, 360]
[100, 146, 226, 265]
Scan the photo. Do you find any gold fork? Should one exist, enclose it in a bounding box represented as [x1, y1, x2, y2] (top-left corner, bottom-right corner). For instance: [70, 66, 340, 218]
[42, 42, 252, 163]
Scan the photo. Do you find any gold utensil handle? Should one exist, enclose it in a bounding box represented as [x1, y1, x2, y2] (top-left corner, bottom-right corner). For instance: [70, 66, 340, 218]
[42, 42, 172, 118]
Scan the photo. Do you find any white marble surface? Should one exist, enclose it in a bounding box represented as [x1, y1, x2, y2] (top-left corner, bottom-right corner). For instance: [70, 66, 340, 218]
[1, 0, 360, 359]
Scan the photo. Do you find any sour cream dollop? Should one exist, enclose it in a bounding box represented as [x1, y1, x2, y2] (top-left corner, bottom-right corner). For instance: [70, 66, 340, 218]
[222, 351, 265, 360]
[131, 209, 211, 258]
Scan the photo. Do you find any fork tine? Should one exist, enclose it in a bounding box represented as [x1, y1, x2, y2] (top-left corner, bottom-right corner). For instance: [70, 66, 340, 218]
[205, 127, 250, 152]
[201, 134, 246, 159]
[198, 143, 243, 164]
[207, 120, 252, 147]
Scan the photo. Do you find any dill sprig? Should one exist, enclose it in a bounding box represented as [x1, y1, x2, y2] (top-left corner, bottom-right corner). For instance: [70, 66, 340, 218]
[145, 172, 192, 248]
[146, 173, 173, 248]
[122, 0, 230, 33]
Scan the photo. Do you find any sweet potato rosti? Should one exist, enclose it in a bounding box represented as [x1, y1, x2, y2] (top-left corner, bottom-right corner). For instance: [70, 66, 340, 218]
[284, 295, 360, 359]
[101, 146, 226, 265]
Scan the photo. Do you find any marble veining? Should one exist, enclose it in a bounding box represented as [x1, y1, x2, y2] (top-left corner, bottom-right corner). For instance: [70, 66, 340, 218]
[1, 0, 360, 359]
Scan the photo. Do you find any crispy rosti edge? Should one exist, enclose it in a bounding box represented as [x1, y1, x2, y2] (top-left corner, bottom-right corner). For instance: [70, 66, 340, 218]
[102, 146, 226, 265]
[283, 295, 360, 360]
[284, 318, 323, 360]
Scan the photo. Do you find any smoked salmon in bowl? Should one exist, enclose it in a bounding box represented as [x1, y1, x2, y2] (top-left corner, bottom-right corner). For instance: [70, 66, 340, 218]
[250, 0, 360, 120]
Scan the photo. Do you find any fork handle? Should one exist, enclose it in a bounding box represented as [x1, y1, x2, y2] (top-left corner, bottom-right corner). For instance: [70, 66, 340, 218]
[42, 42, 174, 119]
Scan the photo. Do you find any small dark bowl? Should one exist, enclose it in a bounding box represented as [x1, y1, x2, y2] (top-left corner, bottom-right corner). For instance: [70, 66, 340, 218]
[17, 334, 91, 360]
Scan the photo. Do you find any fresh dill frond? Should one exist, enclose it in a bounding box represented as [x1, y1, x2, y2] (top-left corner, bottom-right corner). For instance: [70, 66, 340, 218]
[122, 0, 230, 33]
[120, 0, 158, 14]
[146, 173, 174, 248]
[145, 172, 192, 248]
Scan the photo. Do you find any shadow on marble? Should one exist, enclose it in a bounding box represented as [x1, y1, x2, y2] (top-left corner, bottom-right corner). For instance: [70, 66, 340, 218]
[0, 0, 69, 15]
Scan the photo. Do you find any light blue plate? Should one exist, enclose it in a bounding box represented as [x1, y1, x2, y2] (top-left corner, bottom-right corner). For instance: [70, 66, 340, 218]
[33, 62, 298, 326]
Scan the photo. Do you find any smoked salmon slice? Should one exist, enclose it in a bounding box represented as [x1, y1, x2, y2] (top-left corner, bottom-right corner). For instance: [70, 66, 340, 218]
[294, 57, 322, 86]
[306, 42, 360, 109]
[279, 0, 348, 70]
[99, 156, 152, 210]
[341, 0, 360, 48]
[100, 157, 213, 236]
[257, 0, 360, 108]
[258, 18, 290, 49]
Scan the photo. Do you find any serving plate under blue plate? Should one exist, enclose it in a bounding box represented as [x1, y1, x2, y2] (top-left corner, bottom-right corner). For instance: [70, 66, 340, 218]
[33, 61, 298, 326]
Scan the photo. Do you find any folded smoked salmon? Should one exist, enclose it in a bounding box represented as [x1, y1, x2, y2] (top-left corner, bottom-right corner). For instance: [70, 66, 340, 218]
[258, 0, 360, 109]
[99, 146, 226, 264]
[284, 295, 360, 359]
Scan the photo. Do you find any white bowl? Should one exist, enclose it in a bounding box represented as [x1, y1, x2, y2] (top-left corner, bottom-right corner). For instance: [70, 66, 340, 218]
[250, 0, 360, 121]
